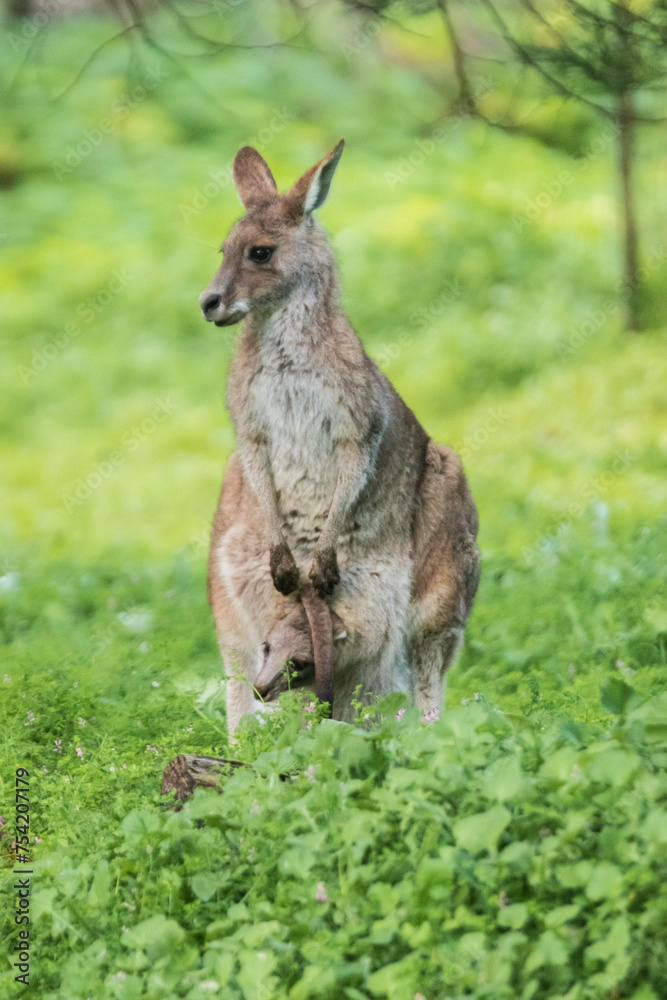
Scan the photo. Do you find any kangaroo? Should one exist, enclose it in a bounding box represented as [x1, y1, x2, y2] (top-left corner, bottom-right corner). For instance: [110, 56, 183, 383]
[254, 586, 347, 705]
[200, 141, 480, 736]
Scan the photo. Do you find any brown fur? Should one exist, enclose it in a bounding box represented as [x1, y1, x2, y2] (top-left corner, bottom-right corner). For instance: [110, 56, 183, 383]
[254, 592, 346, 703]
[199, 142, 480, 736]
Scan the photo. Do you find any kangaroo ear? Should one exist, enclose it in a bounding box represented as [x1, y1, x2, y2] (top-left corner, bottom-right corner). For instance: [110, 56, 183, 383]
[233, 146, 278, 211]
[288, 140, 345, 218]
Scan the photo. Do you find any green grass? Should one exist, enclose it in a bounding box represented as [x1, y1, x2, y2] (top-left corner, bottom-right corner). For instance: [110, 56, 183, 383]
[1, 6, 667, 998]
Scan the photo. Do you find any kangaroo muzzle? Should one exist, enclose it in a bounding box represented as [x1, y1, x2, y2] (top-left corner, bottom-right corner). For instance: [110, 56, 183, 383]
[199, 285, 249, 326]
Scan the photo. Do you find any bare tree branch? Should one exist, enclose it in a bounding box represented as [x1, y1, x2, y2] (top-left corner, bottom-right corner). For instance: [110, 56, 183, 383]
[480, 0, 615, 119]
[51, 24, 139, 101]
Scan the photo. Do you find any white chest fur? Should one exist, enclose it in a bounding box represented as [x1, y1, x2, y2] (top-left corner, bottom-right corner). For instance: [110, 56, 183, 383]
[248, 306, 353, 518]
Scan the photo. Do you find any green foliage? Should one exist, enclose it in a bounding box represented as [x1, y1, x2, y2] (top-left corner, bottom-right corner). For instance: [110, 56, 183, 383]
[3, 686, 667, 999]
[1, 6, 666, 999]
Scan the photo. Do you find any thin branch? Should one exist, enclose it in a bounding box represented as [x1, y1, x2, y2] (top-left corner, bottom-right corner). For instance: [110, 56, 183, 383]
[120, 0, 225, 105]
[482, 0, 616, 117]
[438, 0, 474, 110]
[435, 0, 523, 132]
[160, 0, 313, 55]
[517, 0, 610, 87]
[339, 0, 440, 40]
[524, 0, 667, 124]
[51, 24, 139, 101]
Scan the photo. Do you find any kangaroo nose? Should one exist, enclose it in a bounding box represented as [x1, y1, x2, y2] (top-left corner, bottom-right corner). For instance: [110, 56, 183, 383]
[202, 293, 221, 317]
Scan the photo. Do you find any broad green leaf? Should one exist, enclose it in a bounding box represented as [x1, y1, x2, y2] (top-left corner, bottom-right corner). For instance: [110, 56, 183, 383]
[31, 888, 58, 922]
[545, 904, 580, 928]
[586, 916, 629, 962]
[600, 677, 635, 715]
[644, 605, 667, 634]
[498, 903, 528, 929]
[628, 691, 667, 740]
[122, 915, 184, 958]
[585, 862, 624, 901]
[557, 861, 593, 888]
[586, 748, 640, 787]
[629, 987, 658, 1000]
[481, 753, 525, 802]
[643, 808, 667, 844]
[191, 871, 227, 902]
[454, 805, 511, 855]
[88, 860, 111, 907]
[525, 930, 568, 973]
[539, 747, 579, 782]
[120, 810, 161, 843]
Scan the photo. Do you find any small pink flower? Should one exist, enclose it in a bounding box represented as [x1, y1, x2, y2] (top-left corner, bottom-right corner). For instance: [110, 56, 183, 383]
[144, 745, 159, 754]
[77, 717, 86, 726]
[122, 763, 127, 769]
[615, 660, 625, 668]
[52, 739, 62, 753]
[35, 836, 43, 843]
[305, 702, 316, 713]
[422, 708, 440, 723]
[396, 708, 406, 721]
[315, 881, 328, 903]
[110, 765, 116, 772]
[76, 747, 84, 759]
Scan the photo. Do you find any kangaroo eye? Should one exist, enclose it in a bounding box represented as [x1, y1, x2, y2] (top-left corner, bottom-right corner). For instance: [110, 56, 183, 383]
[262, 641, 270, 655]
[250, 246, 273, 263]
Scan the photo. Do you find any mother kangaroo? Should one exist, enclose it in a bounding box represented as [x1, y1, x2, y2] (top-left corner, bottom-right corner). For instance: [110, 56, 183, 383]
[199, 141, 480, 736]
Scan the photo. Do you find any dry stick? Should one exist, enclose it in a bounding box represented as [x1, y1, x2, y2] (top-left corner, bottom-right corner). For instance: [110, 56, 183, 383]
[161, 754, 249, 803]
[162, 588, 335, 801]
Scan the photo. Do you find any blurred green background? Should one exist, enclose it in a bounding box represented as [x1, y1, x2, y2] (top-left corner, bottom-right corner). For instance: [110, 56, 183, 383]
[1, 0, 666, 764]
[2, 0, 667, 754]
[2, 2, 667, 997]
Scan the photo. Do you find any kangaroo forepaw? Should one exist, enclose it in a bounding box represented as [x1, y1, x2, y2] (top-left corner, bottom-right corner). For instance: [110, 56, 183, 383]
[270, 543, 299, 595]
[309, 547, 340, 596]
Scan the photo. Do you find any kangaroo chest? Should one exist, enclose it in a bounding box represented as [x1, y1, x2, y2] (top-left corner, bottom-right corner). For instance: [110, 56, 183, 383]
[249, 359, 350, 516]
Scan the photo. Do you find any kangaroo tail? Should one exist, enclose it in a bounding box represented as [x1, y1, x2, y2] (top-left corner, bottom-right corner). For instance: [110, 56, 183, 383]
[301, 584, 334, 714]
